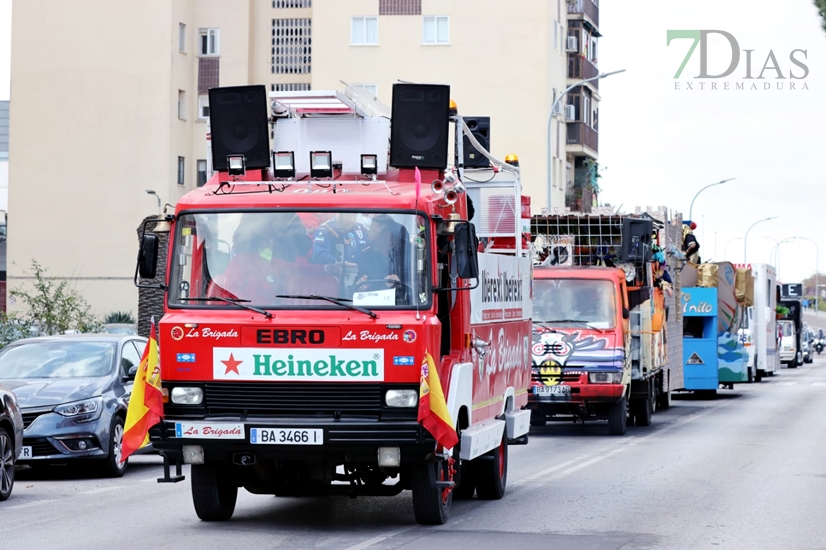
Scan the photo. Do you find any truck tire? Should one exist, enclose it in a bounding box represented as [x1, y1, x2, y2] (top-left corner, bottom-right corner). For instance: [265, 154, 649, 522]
[608, 395, 627, 436]
[747, 367, 754, 383]
[755, 369, 763, 382]
[412, 456, 453, 525]
[530, 410, 547, 427]
[191, 462, 238, 521]
[633, 391, 653, 427]
[656, 385, 671, 410]
[474, 432, 508, 500]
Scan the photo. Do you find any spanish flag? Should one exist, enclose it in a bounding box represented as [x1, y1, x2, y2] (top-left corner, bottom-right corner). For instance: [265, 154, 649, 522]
[121, 322, 164, 463]
[418, 350, 459, 449]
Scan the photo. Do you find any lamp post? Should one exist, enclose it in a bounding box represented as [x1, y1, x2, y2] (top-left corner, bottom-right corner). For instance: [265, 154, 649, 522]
[744, 216, 778, 265]
[546, 69, 626, 214]
[770, 236, 800, 273]
[145, 189, 162, 216]
[688, 177, 736, 223]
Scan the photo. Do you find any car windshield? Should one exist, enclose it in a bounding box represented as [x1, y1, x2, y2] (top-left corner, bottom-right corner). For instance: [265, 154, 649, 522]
[533, 278, 617, 329]
[781, 322, 793, 337]
[169, 211, 429, 309]
[0, 341, 116, 379]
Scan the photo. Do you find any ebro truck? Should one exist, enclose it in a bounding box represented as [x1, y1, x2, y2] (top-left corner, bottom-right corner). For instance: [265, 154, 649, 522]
[134, 84, 532, 525]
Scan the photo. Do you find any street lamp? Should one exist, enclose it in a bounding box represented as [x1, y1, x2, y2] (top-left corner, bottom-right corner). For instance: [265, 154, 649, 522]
[546, 69, 626, 214]
[145, 189, 162, 216]
[744, 216, 779, 265]
[770, 236, 800, 271]
[688, 177, 736, 223]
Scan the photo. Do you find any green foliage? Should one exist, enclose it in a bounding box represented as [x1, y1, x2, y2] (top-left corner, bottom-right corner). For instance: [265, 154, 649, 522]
[103, 311, 136, 324]
[5, 260, 103, 344]
[776, 305, 790, 317]
[816, 0, 826, 32]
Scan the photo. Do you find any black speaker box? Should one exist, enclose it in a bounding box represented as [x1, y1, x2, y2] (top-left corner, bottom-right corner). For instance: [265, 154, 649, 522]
[463, 116, 490, 168]
[208, 85, 271, 171]
[389, 83, 450, 169]
[620, 218, 654, 262]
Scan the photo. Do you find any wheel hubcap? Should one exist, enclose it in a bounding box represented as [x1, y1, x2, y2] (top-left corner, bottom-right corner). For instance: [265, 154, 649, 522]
[0, 433, 13, 495]
[113, 423, 124, 467]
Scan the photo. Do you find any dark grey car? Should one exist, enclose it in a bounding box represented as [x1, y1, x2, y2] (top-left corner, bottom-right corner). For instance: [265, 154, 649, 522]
[0, 383, 23, 500]
[0, 334, 147, 477]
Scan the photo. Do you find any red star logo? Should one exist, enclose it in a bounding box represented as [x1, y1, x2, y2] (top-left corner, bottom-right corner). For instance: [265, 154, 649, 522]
[221, 353, 242, 375]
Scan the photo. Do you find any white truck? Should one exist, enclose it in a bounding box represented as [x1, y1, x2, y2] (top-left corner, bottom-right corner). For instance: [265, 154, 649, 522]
[735, 263, 779, 381]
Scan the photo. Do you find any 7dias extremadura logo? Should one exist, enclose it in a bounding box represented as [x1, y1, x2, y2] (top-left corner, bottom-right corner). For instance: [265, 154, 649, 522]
[667, 30, 809, 91]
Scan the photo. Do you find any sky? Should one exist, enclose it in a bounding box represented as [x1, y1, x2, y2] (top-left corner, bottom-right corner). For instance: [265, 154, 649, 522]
[597, 0, 826, 284]
[0, 0, 823, 283]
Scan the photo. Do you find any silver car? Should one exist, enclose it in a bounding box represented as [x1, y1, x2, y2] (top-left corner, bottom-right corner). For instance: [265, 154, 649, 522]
[0, 334, 148, 477]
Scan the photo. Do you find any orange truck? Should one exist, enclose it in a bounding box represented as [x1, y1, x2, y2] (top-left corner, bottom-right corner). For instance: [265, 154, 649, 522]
[134, 84, 532, 525]
[528, 208, 684, 434]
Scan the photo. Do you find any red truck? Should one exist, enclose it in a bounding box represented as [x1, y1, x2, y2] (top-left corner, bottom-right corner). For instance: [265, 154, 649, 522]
[528, 209, 684, 434]
[135, 84, 532, 525]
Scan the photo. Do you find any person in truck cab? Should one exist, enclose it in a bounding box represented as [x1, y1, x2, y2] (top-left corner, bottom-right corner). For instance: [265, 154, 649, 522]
[311, 212, 369, 286]
[354, 214, 409, 294]
[221, 214, 282, 302]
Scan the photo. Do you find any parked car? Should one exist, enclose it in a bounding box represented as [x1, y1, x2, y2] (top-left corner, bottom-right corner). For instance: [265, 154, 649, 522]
[0, 334, 148, 477]
[0, 383, 23, 500]
[779, 320, 798, 367]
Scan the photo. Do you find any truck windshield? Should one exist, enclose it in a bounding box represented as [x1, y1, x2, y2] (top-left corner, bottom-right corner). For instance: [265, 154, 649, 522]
[780, 322, 793, 337]
[168, 211, 429, 309]
[533, 278, 616, 329]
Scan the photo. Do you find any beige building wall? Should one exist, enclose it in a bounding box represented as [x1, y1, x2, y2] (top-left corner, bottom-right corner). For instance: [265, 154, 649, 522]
[8, 0, 571, 316]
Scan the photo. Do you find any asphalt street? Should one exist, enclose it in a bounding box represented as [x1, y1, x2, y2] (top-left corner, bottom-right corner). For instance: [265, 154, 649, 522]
[2, 356, 826, 550]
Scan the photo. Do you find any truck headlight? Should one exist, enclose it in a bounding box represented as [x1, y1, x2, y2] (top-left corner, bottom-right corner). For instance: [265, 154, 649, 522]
[385, 389, 418, 407]
[53, 397, 103, 421]
[170, 386, 204, 405]
[588, 372, 622, 384]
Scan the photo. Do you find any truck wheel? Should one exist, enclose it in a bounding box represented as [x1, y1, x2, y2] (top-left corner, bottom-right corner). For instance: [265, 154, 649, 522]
[411, 455, 453, 525]
[530, 410, 547, 427]
[474, 432, 508, 500]
[633, 393, 653, 427]
[747, 367, 754, 383]
[755, 369, 763, 382]
[0, 427, 14, 501]
[608, 395, 627, 436]
[657, 386, 671, 410]
[191, 462, 238, 521]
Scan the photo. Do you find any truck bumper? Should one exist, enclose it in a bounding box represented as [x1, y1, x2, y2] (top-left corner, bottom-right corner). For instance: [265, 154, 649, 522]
[528, 384, 625, 416]
[149, 417, 434, 464]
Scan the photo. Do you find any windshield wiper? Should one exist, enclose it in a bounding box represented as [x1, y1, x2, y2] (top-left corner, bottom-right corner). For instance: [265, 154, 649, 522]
[180, 296, 272, 319]
[542, 319, 601, 330]
[276, 294, 377, 319]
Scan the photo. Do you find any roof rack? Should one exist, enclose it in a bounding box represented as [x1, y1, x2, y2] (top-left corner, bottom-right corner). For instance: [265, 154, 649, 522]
[269, 90, 369, 118]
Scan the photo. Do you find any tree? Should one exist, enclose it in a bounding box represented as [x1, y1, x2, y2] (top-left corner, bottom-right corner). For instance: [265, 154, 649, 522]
[5, 260, 103, 342]
[103, 311, 136, 324]
[816, 0, 826, 32]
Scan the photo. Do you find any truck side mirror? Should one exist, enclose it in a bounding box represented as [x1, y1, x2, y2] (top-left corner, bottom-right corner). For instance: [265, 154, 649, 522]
[622, 307, 630, 320]
[454, 222, 479, 280]
[138, 234, 159, 279]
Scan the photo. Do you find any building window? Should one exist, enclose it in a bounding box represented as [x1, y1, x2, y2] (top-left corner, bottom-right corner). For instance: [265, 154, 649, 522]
[198, 94, 210, 119]
[422, 15, 449, 44]
[177, 90, 186, 120]
[199, 28, 220, 56]
[351, 16, 378, 45]
[197, 159, 208, 187]
[271, 83, 311, 92]
[272, 18, 312, 74]
[179, 23, 186, 53]
[379, 0, 421, 16]
[178, 157, 185, 185]
[553, 20, 558, 51]
[198, 58, 220, 93]
[273, 0, 311, 7]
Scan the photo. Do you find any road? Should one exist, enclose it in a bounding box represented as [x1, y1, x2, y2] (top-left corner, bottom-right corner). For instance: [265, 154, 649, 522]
[3, 358, 826, 550]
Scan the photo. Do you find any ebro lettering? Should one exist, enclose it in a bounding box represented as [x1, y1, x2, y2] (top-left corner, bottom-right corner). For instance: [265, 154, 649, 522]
[256, 329, 325, 345]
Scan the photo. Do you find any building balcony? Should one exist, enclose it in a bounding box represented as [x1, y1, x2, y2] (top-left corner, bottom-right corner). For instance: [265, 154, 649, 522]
[567, 0, 599, 29]
[566, 122, 598, 157]
[568, 55, 599, 89]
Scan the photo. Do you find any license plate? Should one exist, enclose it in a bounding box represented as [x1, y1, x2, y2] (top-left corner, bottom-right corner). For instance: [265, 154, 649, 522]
[250, 428, 323, 445]
[533, 385, 571, 396]
[18, 446, 32, 459]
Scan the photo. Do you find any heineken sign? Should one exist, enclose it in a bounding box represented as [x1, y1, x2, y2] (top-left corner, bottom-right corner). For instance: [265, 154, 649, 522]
[213, 347, 384, 381]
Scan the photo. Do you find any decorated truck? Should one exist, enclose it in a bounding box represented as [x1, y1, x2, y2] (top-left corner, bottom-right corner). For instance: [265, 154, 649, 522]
[528, 207, 684, 435]
[680, 262, 753, 394]
[734, 263, 780, 380]
[134, 84, 532, 525]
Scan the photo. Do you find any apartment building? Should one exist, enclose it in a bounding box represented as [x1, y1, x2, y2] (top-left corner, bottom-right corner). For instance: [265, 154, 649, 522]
[9, 0, 599, 314]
